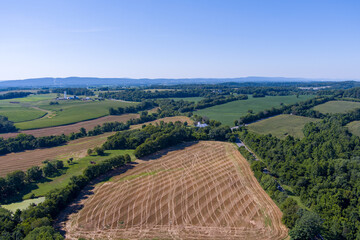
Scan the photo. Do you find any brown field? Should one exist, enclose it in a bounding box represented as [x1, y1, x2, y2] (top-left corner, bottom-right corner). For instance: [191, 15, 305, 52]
[130, 116, 194, 130]
[62, 141, 287, 240]
[0, 133, 114, 176]
[0, 116, 192, 177]
[0, 114, 139, 139]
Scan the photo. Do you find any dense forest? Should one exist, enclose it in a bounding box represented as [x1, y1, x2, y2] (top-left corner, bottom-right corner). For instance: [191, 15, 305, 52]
[237, 111, 360, 239]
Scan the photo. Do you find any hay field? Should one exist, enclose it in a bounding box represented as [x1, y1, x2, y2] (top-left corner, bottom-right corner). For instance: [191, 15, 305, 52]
[0, 113, 139, 139]
[195, 95, 314, 126]
[313, 100, 360, 114]
[247, 114, 320, 139]
[62, 141, 287, 240]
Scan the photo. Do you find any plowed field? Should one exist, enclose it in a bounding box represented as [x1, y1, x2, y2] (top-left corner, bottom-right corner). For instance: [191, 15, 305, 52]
[62, 141, 287, 239]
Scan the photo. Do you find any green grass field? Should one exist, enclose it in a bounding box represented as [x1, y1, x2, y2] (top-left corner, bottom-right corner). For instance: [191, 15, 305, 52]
[1, 197, 45, 212]
[23, 149, 135, 199]
[346, 121, 360, 137]
[0, 94, 57, 122]
[170, 97, 204, 102]
[313, 101, 360, 114]
[0, 107, 46, 122]
[15, 100, 136, 130]
[247, 114, 320, 139]
[195, 95, 314, 126]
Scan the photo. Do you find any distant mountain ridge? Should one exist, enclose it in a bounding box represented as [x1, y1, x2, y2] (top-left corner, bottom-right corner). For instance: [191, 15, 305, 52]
[0, 76, 352, 88]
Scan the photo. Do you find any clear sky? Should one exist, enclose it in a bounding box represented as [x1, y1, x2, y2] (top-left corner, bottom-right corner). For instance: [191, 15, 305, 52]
[0, 0, 359, 80]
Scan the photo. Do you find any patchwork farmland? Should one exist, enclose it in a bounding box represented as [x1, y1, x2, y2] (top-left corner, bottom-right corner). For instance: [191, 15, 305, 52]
[0, 116, 192, 177]
[62, 141, 287, 240]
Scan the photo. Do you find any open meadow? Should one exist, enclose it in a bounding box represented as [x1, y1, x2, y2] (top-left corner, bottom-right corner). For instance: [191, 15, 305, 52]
[346, 121, 360, 137]
[61, 141, 288, 240]
[195, 95, 314, 126]
[247, 114, 320, 139]
[313, 100, 360, 114]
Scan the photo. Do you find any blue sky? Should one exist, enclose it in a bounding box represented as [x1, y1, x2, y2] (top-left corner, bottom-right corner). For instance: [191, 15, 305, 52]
[0, 0, 359, 80]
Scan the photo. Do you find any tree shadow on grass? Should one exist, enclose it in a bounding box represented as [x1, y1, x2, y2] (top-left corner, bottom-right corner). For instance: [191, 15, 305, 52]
[0, 177, 52, 204]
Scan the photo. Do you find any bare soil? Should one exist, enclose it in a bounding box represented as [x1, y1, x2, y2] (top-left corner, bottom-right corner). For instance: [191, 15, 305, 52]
[60, 141, 288, 240]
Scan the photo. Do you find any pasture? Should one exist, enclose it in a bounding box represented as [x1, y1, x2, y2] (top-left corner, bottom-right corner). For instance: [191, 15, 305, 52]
[313, 100, 360, 114]
[346, 121, 360, 137]
[247, 114, 320, 139]
[15, 100, 137, 130]
[195, 95, 314, 126]
[62, 141, 287, 240]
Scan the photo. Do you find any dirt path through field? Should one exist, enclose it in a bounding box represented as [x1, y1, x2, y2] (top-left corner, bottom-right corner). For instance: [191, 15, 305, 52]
[61, 141, 288, 240]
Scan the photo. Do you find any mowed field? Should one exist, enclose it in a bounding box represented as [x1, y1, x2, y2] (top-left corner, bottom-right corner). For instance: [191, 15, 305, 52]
[62, 141, 287, 240]
[346, 121, 360, 137]
[0, 116, 192, 177]
[0, 94, 56, 122]
[195, 95, 314, 126]
[247, 114, 321, 139]
[0, 113, 139, 139]
[313, 100, 360, 114]
[15, 100, 137, 130]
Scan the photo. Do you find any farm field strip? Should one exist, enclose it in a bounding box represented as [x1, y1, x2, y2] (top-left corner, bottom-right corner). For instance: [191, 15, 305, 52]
[0, 116, 192, 177]
[313, 100, 360, 114]
[247, 114, 321, 139]
[195, 95, 314, 126]
[0, 113, 139, 139]
[62, 141, 287, 240]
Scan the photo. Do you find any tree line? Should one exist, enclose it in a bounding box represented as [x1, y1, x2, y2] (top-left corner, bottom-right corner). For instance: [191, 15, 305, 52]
[236, 96, 332, 125]
[237, 112, 360, 239]
[52, 88, 94, 96]
[102, 121, 233, 158]
[0, 92, 32, 100]
[109, 100, 157, 115]
[0, 153, 131, 239]
[0, 121, 129, 156]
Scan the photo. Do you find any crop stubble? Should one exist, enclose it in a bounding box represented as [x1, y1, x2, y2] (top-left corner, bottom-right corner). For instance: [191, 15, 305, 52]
[0, 116, 192, 177]
[63, 141, 287, 239]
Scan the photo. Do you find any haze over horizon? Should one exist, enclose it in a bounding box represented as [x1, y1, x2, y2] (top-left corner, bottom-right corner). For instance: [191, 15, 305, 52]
[1, 0, 359, 81]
